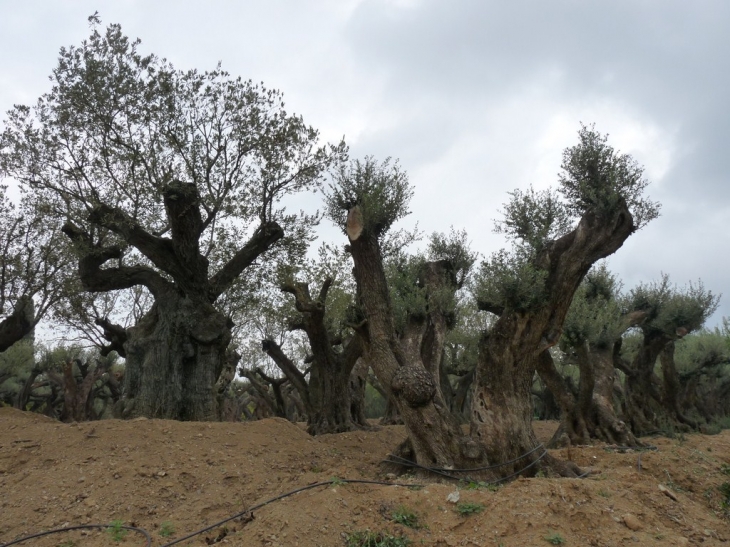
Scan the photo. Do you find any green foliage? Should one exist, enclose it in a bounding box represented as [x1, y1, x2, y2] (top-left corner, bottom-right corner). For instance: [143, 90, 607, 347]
[561, 263, 624, 349]
[0, 339, 35, 397]
[463, 480, 500, 492]
[715, 416, 730, 430]
[330, 476, 346, 487]
[345, 530, 412, 547]
[159, 521, 175, 537]
[391, 506, 420, 528]
[0, 186, 72, 353]
[107, 520, 127, 542]
[427, 228, 478, 289]
[495, 186, 572, 251]
[628, 275, 719, 336]
[719, 482, 730, 509]
[386, 253, 428, 334]
[1, 18, 342, 324]
[472, 125, 658, 317]
[558, 123, 660, 228]
[443, 297, 491, 377]
[544, 531, 565, 545]
[455, 502, 485, 516]
[472, 248, 548, 313]
[674, 327, 730, 374]
[325, 157, 413, 239]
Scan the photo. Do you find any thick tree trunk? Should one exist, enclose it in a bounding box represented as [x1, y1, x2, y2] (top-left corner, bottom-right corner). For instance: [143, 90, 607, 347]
[120, 294, 231, 420]
[538, 345, 638, 447]
[660, 342, 699, 429]
[471, 203, 634, 477]
[622, 330, 681, 434]
[348, 230, 482, 470]
[472, 314, 559, 474]
[349, 357, 370, 427]
[536, 349, 590, 447]
[265, 280, 366, 435]
[591, 345, 638, 444]
[64, 183, 284, 422]
[15, 364, 42, 411]
[307, 356, 354, 433]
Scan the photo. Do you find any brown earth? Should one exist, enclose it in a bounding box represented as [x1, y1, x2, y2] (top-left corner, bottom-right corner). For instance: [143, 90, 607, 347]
[1, 407, 729, 547]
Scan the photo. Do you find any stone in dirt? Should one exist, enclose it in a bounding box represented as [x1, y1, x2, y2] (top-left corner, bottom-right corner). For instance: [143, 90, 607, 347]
[622, 513, 642, 531]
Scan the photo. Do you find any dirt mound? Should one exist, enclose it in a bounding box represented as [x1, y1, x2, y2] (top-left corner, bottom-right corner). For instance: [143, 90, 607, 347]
[1, 408, 728, 546]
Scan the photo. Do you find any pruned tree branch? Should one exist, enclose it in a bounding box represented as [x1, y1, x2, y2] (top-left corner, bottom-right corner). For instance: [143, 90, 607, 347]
[208, 221, 284, 301]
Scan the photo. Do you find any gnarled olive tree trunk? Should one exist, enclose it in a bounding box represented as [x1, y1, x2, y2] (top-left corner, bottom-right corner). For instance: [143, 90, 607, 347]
[120, 296, 231, 420]
[262, 278, 365, 434]
[620, 330, 674, 434]
[537, 344, 638, 447]
[64, 182, 284, 421]
[349, 230, 483, 469]
[471, 204, 635, 476]
[621, 333, 699, 434]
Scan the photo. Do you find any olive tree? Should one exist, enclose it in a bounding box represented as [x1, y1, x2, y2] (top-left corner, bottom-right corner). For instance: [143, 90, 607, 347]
[0, 21, 345, 420]
[471, 125, 659, 476]
[260, 245, 367, 434]
[618, 275, 718, 433]
[535, 265, 641, 447]
[326, 157, 486, 472]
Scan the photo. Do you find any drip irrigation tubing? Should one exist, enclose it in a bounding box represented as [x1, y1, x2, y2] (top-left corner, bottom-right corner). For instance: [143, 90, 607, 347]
[0, 524, 152, 547]
[0, 478, 421, 547]
[384, 447, 550, 484]
[386, 443, 546, 473]
[0, 443, 584, 547]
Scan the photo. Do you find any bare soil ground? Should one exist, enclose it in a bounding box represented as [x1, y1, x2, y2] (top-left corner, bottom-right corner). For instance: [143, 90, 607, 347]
[1, 407, 729, 546]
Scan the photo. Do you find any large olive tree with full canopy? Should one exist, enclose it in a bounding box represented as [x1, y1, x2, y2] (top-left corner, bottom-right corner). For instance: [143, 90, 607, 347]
[0, 21, 345, 420]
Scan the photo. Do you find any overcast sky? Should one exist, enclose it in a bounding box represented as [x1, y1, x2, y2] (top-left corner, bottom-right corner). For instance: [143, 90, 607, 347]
[1, 0, 729, 325]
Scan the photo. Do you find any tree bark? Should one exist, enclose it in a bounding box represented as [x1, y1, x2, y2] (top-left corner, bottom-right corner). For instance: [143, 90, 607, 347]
[263, 278, 365, 434]
[622, 329, 685, 434]
[348, 228, 482, 470]
[119, 294, 231, 420]
[538, 345, 638, 447]
[471, 202, 634, 476]
[536, 349, 590, 447]
[660, 342, 699, 429]
[15, 364, 42, 411]
[64, 182, 284, 421]
[349, 357, 371, 427]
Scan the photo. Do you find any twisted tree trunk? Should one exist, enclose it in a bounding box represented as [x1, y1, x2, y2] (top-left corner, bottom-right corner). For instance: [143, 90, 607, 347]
[64, 181, 283, 420]
[471, 203, 635, 476]
[348, 230, 483, 470]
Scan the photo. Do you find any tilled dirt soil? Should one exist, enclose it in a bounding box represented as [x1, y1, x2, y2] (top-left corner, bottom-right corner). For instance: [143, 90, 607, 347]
[1, 407, 729, 546]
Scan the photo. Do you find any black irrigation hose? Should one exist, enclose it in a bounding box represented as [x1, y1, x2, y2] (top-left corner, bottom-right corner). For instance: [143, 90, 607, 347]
[161, 478, 421, 547]
[384, 447, 550, 484]
[0, 445, 587, 547]
[0, 479, 421, 547]
[386, 443, 546, 473]
[0, 524, 152, 547]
